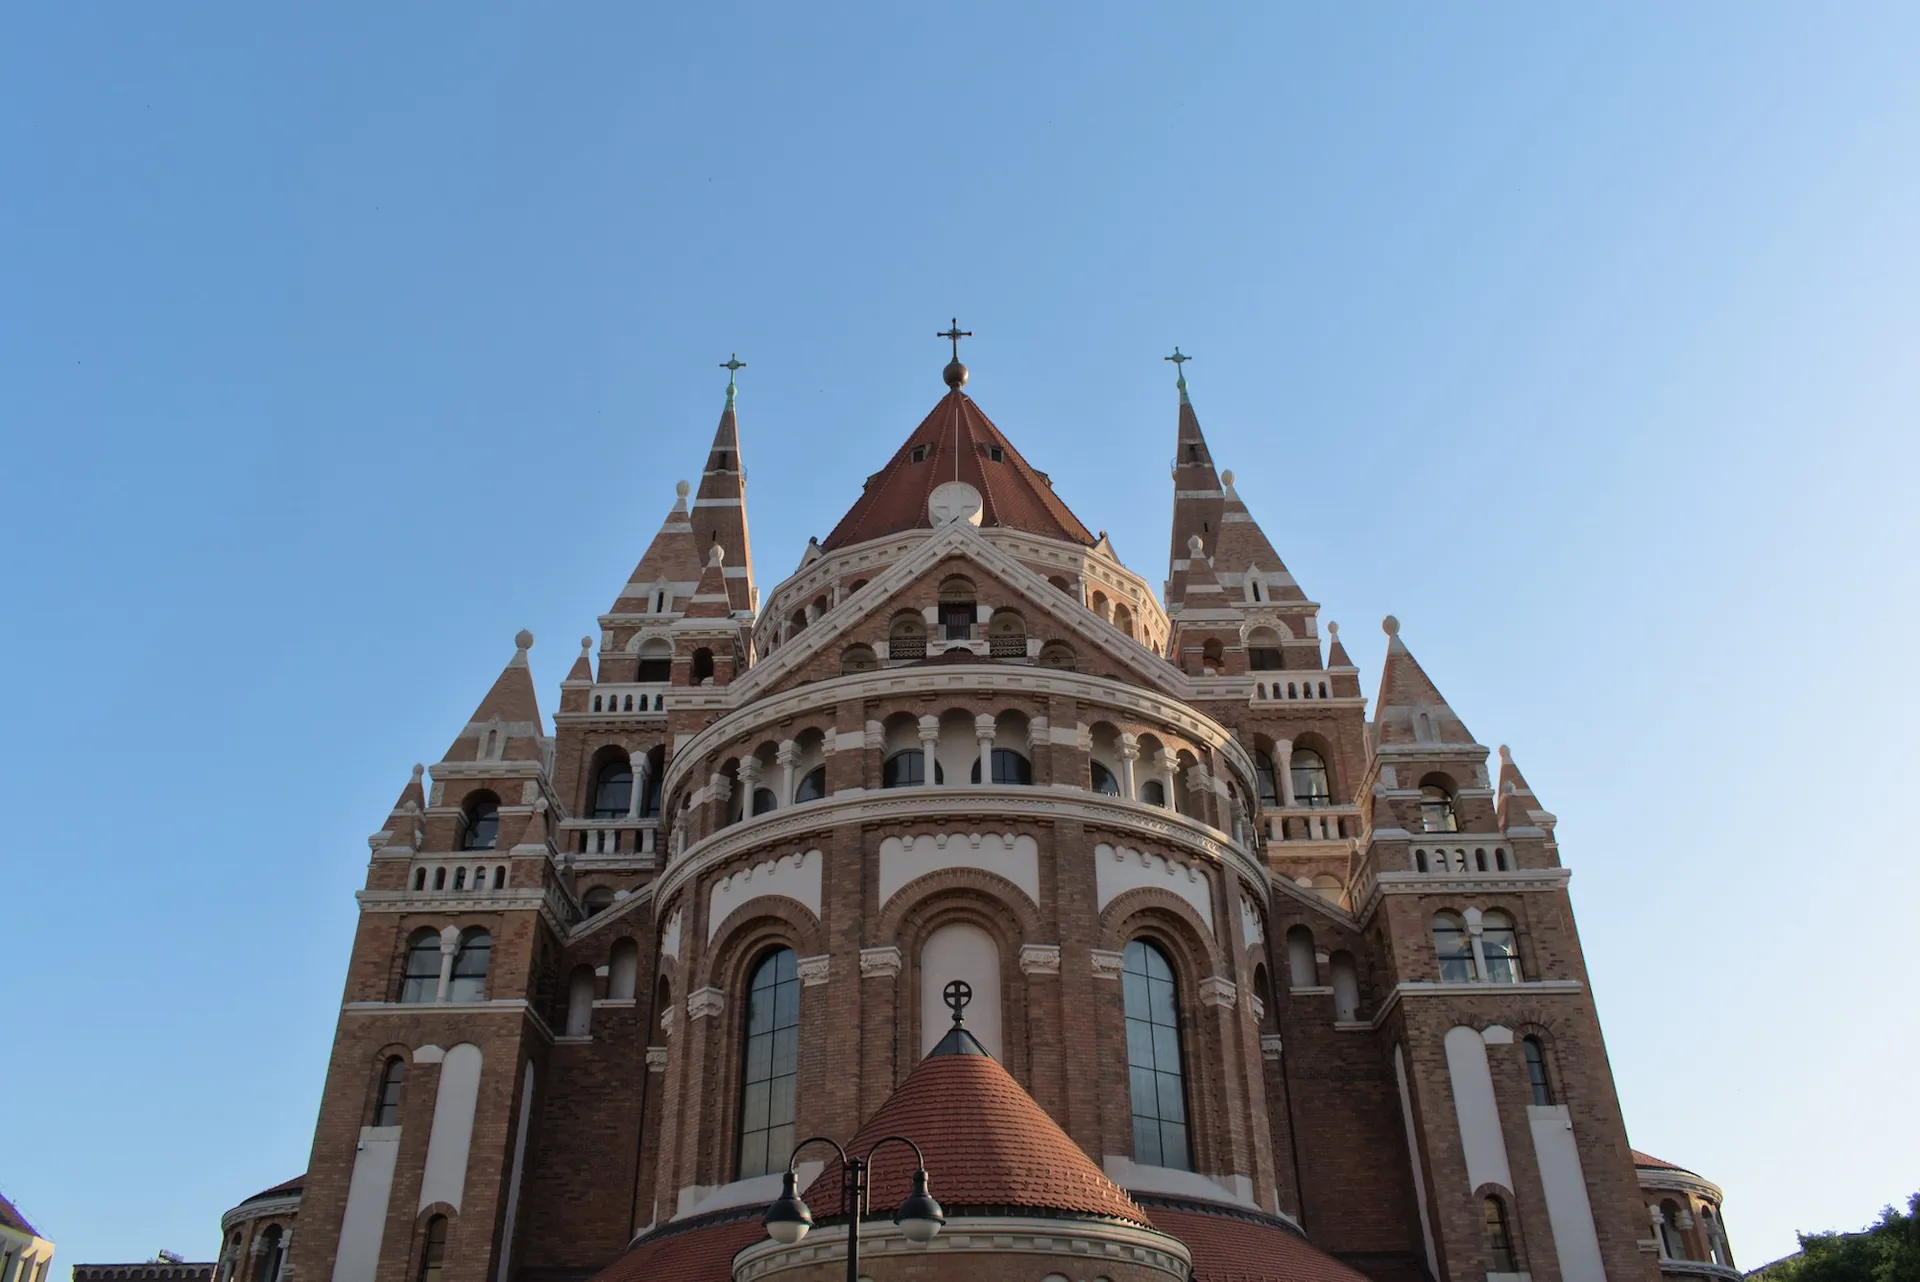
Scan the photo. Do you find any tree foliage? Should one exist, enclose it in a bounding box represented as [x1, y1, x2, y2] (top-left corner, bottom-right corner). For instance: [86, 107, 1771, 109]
[1762, 1194, 1920, 1282]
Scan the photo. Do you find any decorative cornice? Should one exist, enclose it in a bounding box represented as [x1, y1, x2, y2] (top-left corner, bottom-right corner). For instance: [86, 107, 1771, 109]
[340, 998, 557, 1043]
[859, 946, 903, 978]
[732, 1214, 1191, 1282]
[655, 787, 1267, 923]
[1352, 868, 1572, 924]
[220, 1192, 301, 1233]
[1361, 979, 1586, 1031]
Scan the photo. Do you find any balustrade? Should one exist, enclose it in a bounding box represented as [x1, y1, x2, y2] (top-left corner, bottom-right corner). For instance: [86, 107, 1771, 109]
[587, 684, 669, 714]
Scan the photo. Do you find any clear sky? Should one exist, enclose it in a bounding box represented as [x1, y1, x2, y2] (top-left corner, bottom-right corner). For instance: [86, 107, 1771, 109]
[3, 3, 1915, 1269]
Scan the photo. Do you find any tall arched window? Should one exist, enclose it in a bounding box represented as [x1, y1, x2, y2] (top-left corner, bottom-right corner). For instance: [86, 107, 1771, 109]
[1090, 761, 1121, 795]
[1482, 1196, 1517, 1271]
[1480, 911, 1522, 983]
[460, 794, 500, 850]
[1255, 751, 1279, 807]
[400, 930, 443, 1003]
[591, 762, 633, 818]
[1122, 940, 1191, 1171]
[737, 947, 800, 1179]
[373, 1057, 407, 1126]
[416, 1215, 448, 1282]
[1285, 926, 1316, 989]
[970, 750, 1032, 785]
[1433, 912, 1475, 983]
[1420, 781, 1459, 833]
[793, 766, 826, 803]
[448, 928, 491, 1002]
[1660, 1199, 1687, 1258]
[255, 1227, 285, 1282]
[883, 753, 940, 787]
[639, 766, 663, 818]
[1523, 1035, 1553, 1105]
[1290, 751, 1331, 807]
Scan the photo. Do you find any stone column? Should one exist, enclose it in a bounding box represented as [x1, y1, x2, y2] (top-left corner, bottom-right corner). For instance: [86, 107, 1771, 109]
[919, 715, 939, 786]
[627, 751, 648, 821]
[777, 739, 797, 808]
[435, 924, 459, 1002]
[1276, 738, 1297, 808]
[739, 758, 762, 814]
[975, 714, 996, 784]
[1118, 733, 1139, 798]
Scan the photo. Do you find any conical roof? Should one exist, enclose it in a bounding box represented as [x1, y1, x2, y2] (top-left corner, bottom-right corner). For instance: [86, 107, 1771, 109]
[440, 631, 546, 762]
[613, 483, 706, 613]
[800, 1050, 1148, 1226]
[1372, 616, 1475, 747]
[820, 391, 1094, 551]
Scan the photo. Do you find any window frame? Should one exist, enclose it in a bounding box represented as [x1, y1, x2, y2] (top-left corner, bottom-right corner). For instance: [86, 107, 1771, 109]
[447, 927, 492, 1003]
[1432, 911, 1476, 983]
[373, 1057, 407, 1126]
[400, 931, 443, 1004]
[1121, 938, 1193, 1171]
[735, 947, 802, 1180]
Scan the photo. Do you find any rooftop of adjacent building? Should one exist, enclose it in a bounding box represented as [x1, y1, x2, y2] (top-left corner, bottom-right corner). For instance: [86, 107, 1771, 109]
[0, 1189, 39, 1239]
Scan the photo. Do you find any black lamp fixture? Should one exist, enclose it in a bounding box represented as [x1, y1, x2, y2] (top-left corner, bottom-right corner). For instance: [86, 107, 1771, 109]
[762, 1134, 945, 1276]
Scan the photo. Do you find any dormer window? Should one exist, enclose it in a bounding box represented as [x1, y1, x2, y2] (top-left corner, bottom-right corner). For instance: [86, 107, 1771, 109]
[988, 445, 1004, 462]
[910, 444, 929, 463]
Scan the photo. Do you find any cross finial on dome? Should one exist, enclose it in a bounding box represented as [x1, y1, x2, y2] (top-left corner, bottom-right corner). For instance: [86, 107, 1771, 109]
[938, 318, 972, 390]
[943, 979, 972, 1026]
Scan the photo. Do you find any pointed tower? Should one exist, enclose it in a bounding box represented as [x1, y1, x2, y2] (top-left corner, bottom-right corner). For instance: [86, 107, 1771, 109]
[689, 356, 757, 616]
[1164, 349, 1224, 608]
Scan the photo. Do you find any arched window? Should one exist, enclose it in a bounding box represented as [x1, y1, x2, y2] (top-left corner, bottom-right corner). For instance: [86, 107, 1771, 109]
[1286, 926, 1316, 989]
[1433, 912, 1475, 983]
[1140, 779, 1167, 808]
[1523, 1036, 1553, 1105]
[988, 611, 1027, 657]
[255, 1227, 285, 1282]
[1254, 751, 1279, 807]
[1290, 751, 1331, 807]
[416, 1215, 448, 1282]
[737, 948, 800, 1179]
[1037, 641, 1076, 670]
[372, 1057, 406, 1126]
[1246, 626, 1281, 670]
[1420, 782, 1459, 833]
[970, 750, 1032, 785]
[591, 761, 633, 818]
[413, 868, 427, 891]
[1201, 638, 1224, 674]
[883, 753, 941, 787]
[635, 638, 672, 683]
[691, 648, 716, 684]
[793, 766, 826, 804]
[1481, 911, 1522, 983]
[1482, 1196, 1517, 1271]
[565, 965, 594, 1037]
[1122, 940, 1190, 1171]
[609, 938, 639, 1000]
[1330, 951, 1359, 1021]
[751, 787, 777, 816]
[582, 886, 615, 917]
[448, 928, 491, 1002]
[639, 766, 663, 818]
[889, 612, 928, 660]
[492, 865, 506, 889]
[1090, 761, 1121, 795]
[1660, 1199, 1687, 1258]
[938, 577, 976, 639]
[840, 644, 879, 675]
[452, 867, 467, 891]
[432, 867, 447, 891]
[1113, 602, 1135, 638]
[400, 930, 442, 1003]
[460, 795, 500, 850]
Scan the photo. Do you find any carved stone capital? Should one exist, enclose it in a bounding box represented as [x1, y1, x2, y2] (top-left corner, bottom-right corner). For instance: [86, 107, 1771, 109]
[1090, 949, 1125, 980]
[645, 1045, 668, 1073]
[859, 946, 903, 978]
[1199, 976, 1238, 1009]
[1018, 944, 1061, 976]
[796, 954, 830, 987]
[686, 986, 725, 1020]
[1261, 1034, 1284, 1061]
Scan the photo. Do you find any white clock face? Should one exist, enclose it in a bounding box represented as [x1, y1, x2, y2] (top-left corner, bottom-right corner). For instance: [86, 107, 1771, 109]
[927, 480, 984, 527]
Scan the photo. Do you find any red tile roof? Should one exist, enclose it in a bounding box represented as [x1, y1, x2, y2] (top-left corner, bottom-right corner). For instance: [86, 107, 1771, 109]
[241, 1174, 305, 1203]
[1632, 1149, 1696, 1174]
[0, 1189, 38, 1237]
[1142, 1203, 1377, 1282]
[820, 391, 1095, 551]
[590, 1210, 766, 1282]
[801, 1050, 1149, 1226]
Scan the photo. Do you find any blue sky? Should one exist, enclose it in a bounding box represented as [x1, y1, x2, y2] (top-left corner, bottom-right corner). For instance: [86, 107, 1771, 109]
[3, 3, 1915, 1268]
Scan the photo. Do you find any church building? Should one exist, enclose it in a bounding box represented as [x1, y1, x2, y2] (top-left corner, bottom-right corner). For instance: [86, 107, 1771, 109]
[259, 335, 1739, 1282]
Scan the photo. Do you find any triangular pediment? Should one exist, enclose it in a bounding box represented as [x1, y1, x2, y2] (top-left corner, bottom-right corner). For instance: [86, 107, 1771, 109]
[723, 524, 1188, 706]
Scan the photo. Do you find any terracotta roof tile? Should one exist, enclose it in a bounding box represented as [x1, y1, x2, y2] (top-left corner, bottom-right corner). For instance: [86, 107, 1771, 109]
[803, 1051, 1148, 1225]
[241, 1174, 305, 1203]
[589, 1211, 764, 1282]
[820, 391, 1094, 551]
[1632, 1149, 1695, 1174]
[1142, 1203, 1377, 1282]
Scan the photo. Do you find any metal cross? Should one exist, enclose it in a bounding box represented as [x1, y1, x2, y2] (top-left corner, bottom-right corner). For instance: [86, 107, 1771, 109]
[720, 353, 747, 382]
[1164, 347, 1192, 370]
[942, 979, 973, 1023]
[937, 320, 972, 362]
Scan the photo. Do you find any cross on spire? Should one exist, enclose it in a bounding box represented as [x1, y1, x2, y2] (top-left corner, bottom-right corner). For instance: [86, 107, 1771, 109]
[719, 353, 746, 401]
[937, 320, 972, 361]
[1164, 346, 1193, 401]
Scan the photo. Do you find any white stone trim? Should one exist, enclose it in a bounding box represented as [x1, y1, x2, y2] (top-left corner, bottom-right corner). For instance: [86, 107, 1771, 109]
[733, 1213, 1192, 1282]
[859, 945, 903, 978]
[796, 954, 830, 986]
[1091, 948, 1125, 979]
[1018, 944, 1062, 975]
[686, 987, 724, 1020]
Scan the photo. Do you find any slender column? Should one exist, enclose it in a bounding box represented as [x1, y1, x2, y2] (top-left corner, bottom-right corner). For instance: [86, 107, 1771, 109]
[1467, 913, 1489, 983]
[1118, 733, 1139, 798]
[740, 758, 762, 813]
[918, 715, 939, 786]
[1276, 738, 1297, 808]
[777, 740, 797, 808]
[1651, 1205, 1671, 1260]
[975, 714, 996, 784]
[627, 751, 647, 821]
[436, 924, 459, 1002]
[1155, 751, 1177, 805]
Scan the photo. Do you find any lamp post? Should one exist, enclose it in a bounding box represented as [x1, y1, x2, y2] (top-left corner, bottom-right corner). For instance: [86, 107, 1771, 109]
[762, 1133, 945, 1282]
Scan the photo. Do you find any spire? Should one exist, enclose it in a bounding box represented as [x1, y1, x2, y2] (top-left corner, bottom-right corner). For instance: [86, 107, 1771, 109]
[1178, 533, 1232, 616]
[442, 630, 546, 762]
[391, 762, 427, 814]
[691, 357, 756, 615]
[565, 636, 594, 683]
[682, 544, 733, 619]
[1326, 620, 1353, 668]
[611, 481, 705, 613]
[820, 389, 1094, 551]
[1211, 468, 1306, 603]
[1496, 744, 1556, 831]
[1372, 615, 1476, 747]
[1165, 350, 1224, 608]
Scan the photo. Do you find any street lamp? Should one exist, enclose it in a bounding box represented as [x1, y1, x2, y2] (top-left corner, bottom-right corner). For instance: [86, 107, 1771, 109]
[762, 1134, 945, 1279]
